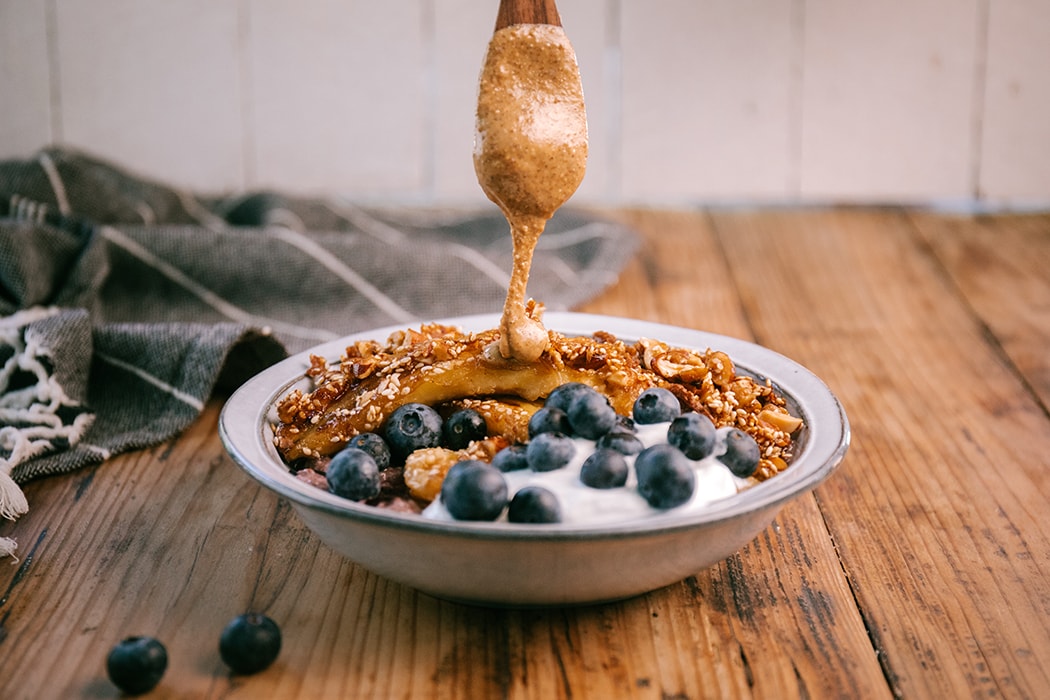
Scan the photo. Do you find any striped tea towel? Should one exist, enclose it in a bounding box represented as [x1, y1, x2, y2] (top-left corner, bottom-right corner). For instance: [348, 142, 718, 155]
[0, 147, 638, 556]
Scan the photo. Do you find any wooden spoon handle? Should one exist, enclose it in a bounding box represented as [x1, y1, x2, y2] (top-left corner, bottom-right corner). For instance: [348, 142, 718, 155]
[494, 0, 562, 30]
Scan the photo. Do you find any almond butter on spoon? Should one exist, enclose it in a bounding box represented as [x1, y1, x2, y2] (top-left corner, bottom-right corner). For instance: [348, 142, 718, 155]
[474, 0, 588, 363]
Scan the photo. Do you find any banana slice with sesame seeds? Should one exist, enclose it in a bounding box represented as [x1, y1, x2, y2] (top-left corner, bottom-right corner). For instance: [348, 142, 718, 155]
[272, 322, 801, 483]
[273, 324, 658, 463]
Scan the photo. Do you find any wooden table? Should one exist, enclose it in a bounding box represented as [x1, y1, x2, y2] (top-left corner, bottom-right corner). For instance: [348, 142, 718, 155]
[1, 208, 1048, 699]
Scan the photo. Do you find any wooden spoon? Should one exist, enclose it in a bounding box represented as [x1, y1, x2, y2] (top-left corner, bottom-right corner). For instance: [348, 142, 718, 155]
[494, 0, 562, 30]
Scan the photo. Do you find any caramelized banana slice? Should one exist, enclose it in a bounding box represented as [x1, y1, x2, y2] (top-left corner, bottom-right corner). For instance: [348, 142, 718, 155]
[273, 325, 657, 462]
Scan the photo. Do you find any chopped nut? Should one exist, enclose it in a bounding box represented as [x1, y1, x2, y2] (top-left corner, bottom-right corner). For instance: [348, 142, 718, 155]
[758, 408, 803, 434]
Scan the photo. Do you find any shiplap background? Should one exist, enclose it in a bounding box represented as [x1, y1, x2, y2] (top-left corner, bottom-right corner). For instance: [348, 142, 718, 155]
[1, 0, 1048, 209]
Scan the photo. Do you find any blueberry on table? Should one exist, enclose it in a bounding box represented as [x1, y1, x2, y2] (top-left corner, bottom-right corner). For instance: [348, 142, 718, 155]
[597, 429, 644, 456]
[525, 432, 576, 472]
[347, 432, 391, 470]
[326, 447, 381, 501]
[492, 444, 529, 472]
[632, 387, 681, 424]
[443, 408, 488, 450]
[508, 486, 562, 523]
[527, 406, 571, 438]
[635, 444, 696, 509]
[384, 403, 443, 459]
[667, 412, 717, 460]
[219, 613, 282, 675]
[544, 382, 592, 412]
[106, 636, 168, 695]
[580, 448, 629, 489]
[719, 428, 761, 477]
[441, 460, 509, 521]
[566, 389, 618, 440]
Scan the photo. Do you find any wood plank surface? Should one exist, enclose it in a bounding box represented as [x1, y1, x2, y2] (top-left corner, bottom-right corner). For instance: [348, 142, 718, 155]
[910, 211, 1050, 405]
[708, 208, 1050, 698]
[1, 208, 1047, 699]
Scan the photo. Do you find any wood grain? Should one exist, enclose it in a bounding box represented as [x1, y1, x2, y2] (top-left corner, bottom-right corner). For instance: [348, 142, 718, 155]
[909, 211, 1050, 405]
[1, 209, 1048, 699]
[709, 208, 1050, 698]
[495, 0, 562, 30]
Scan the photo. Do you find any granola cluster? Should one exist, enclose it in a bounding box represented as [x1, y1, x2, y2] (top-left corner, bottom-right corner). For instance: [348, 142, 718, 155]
[637, 339, 800, 481]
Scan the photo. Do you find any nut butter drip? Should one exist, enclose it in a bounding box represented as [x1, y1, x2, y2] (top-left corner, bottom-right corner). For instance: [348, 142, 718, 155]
[474, 24, 588, 363]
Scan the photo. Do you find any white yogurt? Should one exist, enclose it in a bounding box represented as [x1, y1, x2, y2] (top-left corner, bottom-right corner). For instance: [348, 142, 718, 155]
[422, 423, 752, 524]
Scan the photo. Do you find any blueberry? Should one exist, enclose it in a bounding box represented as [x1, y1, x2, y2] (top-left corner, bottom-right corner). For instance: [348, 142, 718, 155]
[566, 390, 618, 440]
[719, 428, 761, 477]
[347, 432, 391, 470]
[326, 447, 380, 501]
[384, 403, 443, 460]
[667, 412, 717, 460]
[596, 429, 644, 456]
[544, 382, 592, 412]
[219, 613, 282, 675]
[442, 409, 487, 450]
[527, 406, 571, 438]
[635, 444, 696, 509]
[632, 387, 681, 424]
[525, 432, 576, 472]
[441, 460, 508, 520]
[492, 444, 529, 472]
[579, 448, 629, 489]
[507, 486, 562, 523]
[106, 636, 168, 695]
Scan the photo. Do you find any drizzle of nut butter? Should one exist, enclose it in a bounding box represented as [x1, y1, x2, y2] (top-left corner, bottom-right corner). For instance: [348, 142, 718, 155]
[474, 24, 588, 363]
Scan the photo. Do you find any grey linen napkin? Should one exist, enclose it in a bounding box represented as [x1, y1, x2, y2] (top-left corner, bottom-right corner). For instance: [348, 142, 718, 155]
[0, 147, 638, 555]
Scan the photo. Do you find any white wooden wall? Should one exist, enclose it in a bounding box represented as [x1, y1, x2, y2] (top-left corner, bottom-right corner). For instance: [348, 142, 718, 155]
[2, 0, 1048, 209]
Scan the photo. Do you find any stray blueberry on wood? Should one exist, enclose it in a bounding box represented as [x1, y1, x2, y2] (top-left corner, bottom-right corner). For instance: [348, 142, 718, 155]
[219, 613, 282, 675]
[106, 636, 168, 695]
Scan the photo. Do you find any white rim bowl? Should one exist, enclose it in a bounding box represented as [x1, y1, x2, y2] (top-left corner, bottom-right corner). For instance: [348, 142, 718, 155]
[220, 312, 850, 606]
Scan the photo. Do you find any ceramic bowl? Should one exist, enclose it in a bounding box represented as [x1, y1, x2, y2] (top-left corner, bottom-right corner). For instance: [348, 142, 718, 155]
[219, 312, 849, 607]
